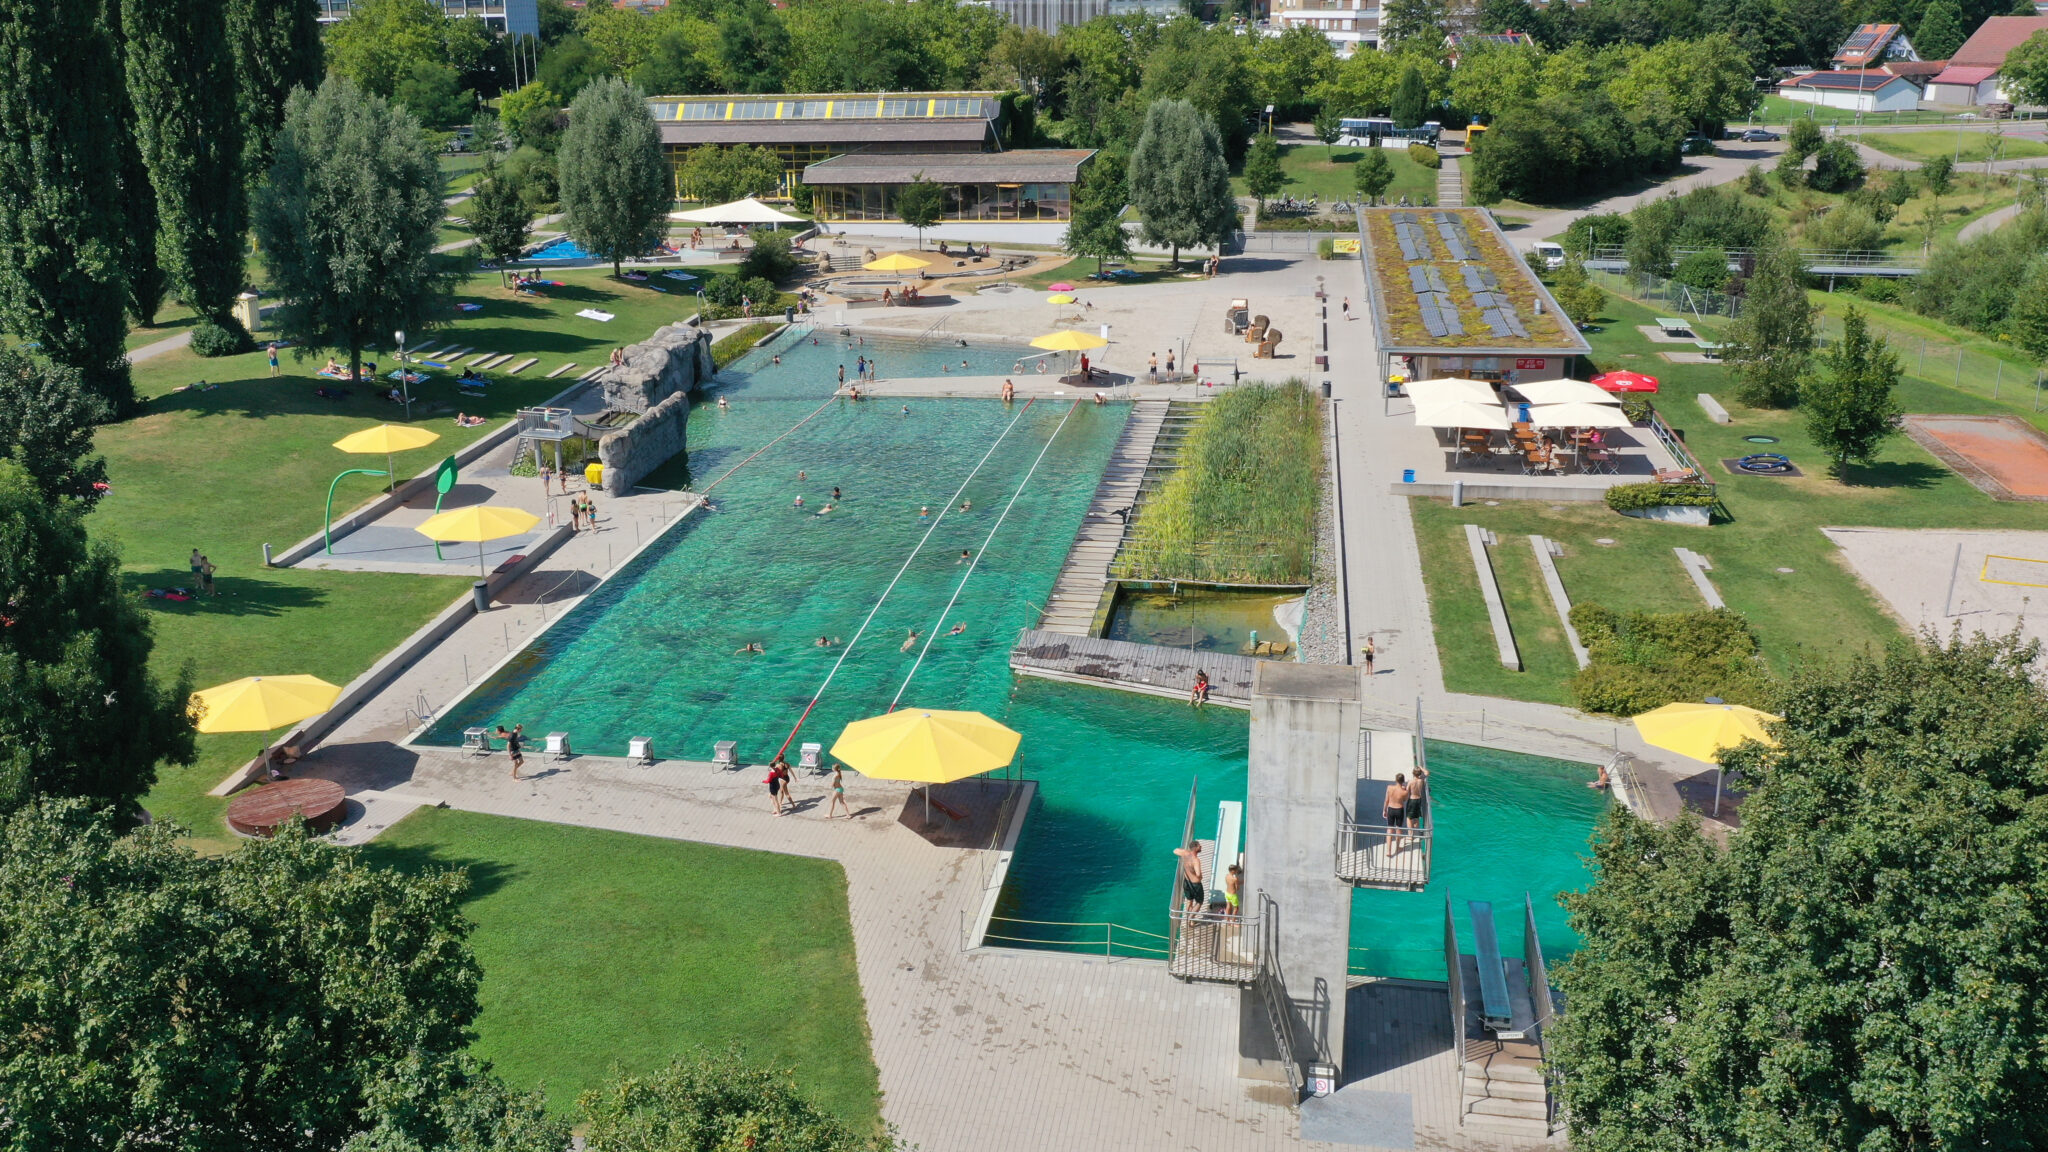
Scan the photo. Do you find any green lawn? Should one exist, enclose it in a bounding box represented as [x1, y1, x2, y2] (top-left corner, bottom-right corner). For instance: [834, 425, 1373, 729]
[362, 808, 882, 1127]
[439, 152, 489, 196]
[1012, 254, 1193, 290]
[1751, 95, 1959, 128]
[1852, 129, 2048, 165]
[103, 267, 723, 846]
[127, 304, 201, 352]
[1234, 141, 1438, 208]
[1415, 288, 2048, 706]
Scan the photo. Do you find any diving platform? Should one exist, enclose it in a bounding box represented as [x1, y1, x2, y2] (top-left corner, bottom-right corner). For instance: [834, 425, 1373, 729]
[1168, 790, 1260, 983]
[1336, 727, 1433, 890]
[1010, 629, 1259, 707]
[1036, 399, 1170, 634]
[1447, 896, 1558, 1138]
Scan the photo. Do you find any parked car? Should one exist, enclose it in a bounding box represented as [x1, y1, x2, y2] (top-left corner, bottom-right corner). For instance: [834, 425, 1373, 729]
[1681, 134, 1716, 155]
[1986, 102, 2014, 120]
[1741, 128, 1781, 142]
[1530, 241, 1566, 270]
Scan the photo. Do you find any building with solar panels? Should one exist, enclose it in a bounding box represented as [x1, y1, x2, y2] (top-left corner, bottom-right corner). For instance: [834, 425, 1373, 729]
[1358, 207, 1589, 386]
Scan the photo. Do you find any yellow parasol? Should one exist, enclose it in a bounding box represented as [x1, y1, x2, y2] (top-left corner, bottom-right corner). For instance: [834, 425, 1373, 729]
[333, 423, 441, 489]
[1047, 293, 1077, 305]
[415, 505, 542, 576]
[831, 708, 1021, 824]
[1633, 701, 1780, 816]
[190, 674, 342, 733]
[1029, 330, 1109, 352]
[862, 253, 931, 272]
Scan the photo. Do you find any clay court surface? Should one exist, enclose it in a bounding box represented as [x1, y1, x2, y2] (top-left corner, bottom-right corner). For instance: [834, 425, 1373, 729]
[1903, 415, 2048, 500]
[1824, 527, 2048, 653]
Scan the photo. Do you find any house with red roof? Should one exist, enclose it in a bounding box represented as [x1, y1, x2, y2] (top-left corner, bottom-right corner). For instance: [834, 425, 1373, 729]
[1926, 16, 2048, 105]
[1832, 23, 1920, 69]
[1777, 69, 1924, 113]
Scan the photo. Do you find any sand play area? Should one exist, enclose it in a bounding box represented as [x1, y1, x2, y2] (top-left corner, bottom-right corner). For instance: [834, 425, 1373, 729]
[1825, 527, 2048, 652]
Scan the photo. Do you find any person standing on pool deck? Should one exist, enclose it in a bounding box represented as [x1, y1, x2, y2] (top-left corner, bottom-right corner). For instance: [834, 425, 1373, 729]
[766, 755, 789, 815]
[1363, 635, 1376, 676]
[497, 724, 524, 780]
[1383, 773, 1411, 851]
[1173, 841, 1206, 914]
[826, 764, 851, 819]
[1406, 766, 1428, 837]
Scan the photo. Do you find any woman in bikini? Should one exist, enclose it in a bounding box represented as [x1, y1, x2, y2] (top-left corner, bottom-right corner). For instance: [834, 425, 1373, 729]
[826, 764, 851, 819]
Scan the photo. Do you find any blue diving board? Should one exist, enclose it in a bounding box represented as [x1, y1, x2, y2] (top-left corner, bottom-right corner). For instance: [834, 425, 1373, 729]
[1468, 900, 1513, 1033]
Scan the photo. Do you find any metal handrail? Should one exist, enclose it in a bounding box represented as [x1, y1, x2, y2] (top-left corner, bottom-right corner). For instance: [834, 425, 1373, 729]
[976, 914, 1171, 959]
[1588, 243, 1923, 268]
[1334, 797, 1433, 890]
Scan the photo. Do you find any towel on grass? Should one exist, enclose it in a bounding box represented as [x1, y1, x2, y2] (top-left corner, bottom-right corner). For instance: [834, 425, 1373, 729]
[661, 270, 699, 283]
[576, 309, 615, 322]
[457, 302, 484, 312]
[421, 360, 450, 369]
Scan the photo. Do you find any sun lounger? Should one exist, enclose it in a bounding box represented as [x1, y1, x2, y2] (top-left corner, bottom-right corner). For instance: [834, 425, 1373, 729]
[545, 362, 577, 378]
[505, 357, 538, 375]
[465, 351, 495, 366]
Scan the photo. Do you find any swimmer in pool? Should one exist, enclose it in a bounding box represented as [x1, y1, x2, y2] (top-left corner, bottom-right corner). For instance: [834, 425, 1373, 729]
[959, 549, 971, 563]
[793, 495, 804, 508]
[918, 506, 930, 521]
[901, 629, 919, 652]
[961, 360, 969, 370]
[717, 394, 729, 410]
[799, 470, 806, 481]
[815, 503, 833, 516]
[735, 642, 764, 655]
[949, 623, 967, 635]
[901, 405, 910, 416]
[772, 354, 781, 364]
[816, 636, 840, 647]
[960, 499, 971, 512]
[832, 487, 841, 500]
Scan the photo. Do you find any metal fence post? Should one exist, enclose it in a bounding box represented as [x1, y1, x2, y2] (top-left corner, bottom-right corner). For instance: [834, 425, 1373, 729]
[1954, 348, 1965, 389]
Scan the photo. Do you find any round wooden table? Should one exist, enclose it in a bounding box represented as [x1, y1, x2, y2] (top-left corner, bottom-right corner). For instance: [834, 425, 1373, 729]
[226, 777, 348, 837]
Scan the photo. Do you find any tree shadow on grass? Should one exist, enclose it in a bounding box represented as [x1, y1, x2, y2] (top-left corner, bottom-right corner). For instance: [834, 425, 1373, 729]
[124, 567, 328, 618]
[359, 839, 520, 902]
[1833, 458, 1946, 490]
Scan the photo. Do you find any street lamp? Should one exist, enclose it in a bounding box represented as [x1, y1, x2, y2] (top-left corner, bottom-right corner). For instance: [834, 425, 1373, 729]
[393, 328, 413, 421]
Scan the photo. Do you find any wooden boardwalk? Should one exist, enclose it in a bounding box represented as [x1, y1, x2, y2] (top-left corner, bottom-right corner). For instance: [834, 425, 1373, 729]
[1036, 400, 1169, 634]
[1010, 629, 1263, 707]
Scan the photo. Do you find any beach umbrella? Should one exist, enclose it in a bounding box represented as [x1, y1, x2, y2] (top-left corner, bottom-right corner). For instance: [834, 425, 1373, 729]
[1029, 330, 1108, 352]
[831, 708, 1021, 825]
[1404, 377, 1500, 404]
[414, 505, 541, 576]
[1048, 282, 1076, 291]
[1591, 369, 1659, 393]
[333, 423, 441, 488]
[1526, 401, 1635, 429]
[1510, 378, 1621, 406]
[668, 197, 808, 225]
[1634, 701, 1781, 816]
[1047, 293, 1077, 305]
[863, 253, 931, 273]
[1412, 398, 1511, 430]
[190, 675, 342, 734]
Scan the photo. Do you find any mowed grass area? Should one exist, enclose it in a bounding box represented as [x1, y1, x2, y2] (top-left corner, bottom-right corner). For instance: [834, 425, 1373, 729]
[363, 808, 882, 1127]
[1856, 129, 2048, 164]
[1234, 141, 1438, 206]
[1751, 95, 1958, 127]
[102, 266, 719, 845]
[1415, 289, 2048, 706]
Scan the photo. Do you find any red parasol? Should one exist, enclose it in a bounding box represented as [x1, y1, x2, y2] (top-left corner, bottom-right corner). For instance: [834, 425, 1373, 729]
[1590, 370, 1659, 393]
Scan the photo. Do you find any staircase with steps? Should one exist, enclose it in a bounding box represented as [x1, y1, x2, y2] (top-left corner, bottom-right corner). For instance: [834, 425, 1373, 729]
[1035, 400, 1170, 634]
[1437, 154, 1464, 208]
[1461, 1037, 1551, 1137]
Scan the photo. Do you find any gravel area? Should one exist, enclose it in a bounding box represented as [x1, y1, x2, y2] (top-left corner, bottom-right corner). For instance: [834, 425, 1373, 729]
[1298, 402, 1345, 665]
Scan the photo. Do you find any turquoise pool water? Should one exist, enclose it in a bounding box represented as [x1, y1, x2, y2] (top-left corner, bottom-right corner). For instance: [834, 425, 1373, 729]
[528, 237, 595, 261]
[428, 330, 1604, 980]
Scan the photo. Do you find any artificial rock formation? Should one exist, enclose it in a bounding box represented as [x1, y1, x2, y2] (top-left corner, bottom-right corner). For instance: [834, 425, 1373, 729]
[594, 322, 715, 494]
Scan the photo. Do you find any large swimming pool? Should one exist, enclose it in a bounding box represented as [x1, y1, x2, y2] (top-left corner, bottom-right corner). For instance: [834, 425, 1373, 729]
[427, 331, 1603, 979]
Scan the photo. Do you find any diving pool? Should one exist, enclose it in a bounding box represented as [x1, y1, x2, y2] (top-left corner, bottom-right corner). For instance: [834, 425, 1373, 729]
[426, 330, 1603, 980]
[527, 237, 596, 261]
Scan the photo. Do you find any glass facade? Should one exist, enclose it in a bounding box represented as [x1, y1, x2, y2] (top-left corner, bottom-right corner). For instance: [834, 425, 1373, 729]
[648, 95, 998, 123]
[813, 181, 1072, 223]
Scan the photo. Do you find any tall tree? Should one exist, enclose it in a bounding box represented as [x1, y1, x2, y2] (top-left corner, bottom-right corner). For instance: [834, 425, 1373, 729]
[2007, 253, 2048, 364]
[325, 0, 446, 99]
[2004, 30, 2048, 106]
[122, 0, 250, 354]
[893, 174, 947, 251]
[1311, 108, 1343, 159]
[1242, 132, 1286, 211]
[0, 348, 111, 509]
[467, 163, 534, 282]
[1805, 307, 1903, 472]
[1721, 244, 1814, 408]
[252, 76, 449, 382]
[1916, 0, 1967, 60]
[0, 801, 494, 1150]
[677, 144, 782, 205]
[1391, 63, 1430, 130]
[0, 462, 192, 813]
[106, 0, 168, 329]
[634, 24, 711, 95]
[557, 76, 669, 278]
[1382, 0, 1450, 46]
[1354, 147, 1394, 204]
[0, 0, 134, 415]
[1554, 631, 2048, 1152]
[1062, 156, 1132, 277]
[225, 0, 323, 183]
[1128, 98, 1236, 267]
[715, 0, 790, 94]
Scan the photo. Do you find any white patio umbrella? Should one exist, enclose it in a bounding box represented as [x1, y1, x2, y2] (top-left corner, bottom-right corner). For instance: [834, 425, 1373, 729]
[1405, 377, 1500, 405]
[668, 197, 809, 225]
[1527, 401, 1635, 429]
[1510, 378, 1622, 406]
[1413, 399, 1512, 430]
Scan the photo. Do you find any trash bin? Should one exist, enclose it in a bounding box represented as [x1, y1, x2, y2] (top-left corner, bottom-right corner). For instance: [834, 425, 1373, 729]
[1322, 379, 1331, 398]
[1402, 468, 1417, 483]
[584, 462, 603, 488]
[471, 580, 490, 611]
[784, 304, 796, 324]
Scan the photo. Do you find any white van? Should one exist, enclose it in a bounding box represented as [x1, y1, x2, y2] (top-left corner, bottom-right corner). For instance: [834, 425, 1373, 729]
[1530, 242, 1566, 271]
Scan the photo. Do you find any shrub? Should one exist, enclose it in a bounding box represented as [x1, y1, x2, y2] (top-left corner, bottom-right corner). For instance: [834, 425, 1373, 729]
[1671, 248, 1731, 294]
[1568, 603, 1772, 716]
[1317, 238, 1336, 259]
[1741, 164, 1769, 196]
[1407, 142, 1441, 170]
[1604, 481, 1717, 512]
[1808, 139, 1865, 193]
[1854, 275, 1900, 303]
[1618, 394, 1654, 422]
[1562, 212, 1630, 257]
[1802, 204, 1884, 252]
[738, 228, 797, 283]
[710, 321, 780, 370]
[190, 318, 253, 358]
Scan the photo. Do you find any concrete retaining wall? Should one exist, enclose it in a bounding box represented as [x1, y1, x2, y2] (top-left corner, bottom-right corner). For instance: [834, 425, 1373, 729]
[1393, 481, 1607, 502]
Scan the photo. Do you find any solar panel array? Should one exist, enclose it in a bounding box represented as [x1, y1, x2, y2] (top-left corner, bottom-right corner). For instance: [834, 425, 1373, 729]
[1392, 212, 1433, 262]
[1434, 213, 1477, 261]
[1461, 264, 1499, 292]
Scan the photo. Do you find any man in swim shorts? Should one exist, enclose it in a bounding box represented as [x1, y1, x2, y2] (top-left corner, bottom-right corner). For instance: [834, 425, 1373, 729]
[1173, 840, 1206, 914]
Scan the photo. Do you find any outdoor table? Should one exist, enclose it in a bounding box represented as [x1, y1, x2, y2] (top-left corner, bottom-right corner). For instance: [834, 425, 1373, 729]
[226, 777, 347, 837]
[1694, 340, 1725, 360]
[1656, 317, 1693, 337]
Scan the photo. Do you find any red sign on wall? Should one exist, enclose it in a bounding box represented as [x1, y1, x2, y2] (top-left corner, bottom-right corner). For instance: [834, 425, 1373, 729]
[1514, 358, 1548, 370]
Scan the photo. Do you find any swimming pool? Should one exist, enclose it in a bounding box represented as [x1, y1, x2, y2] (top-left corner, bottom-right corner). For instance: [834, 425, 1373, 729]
[527, 237, 596, 261]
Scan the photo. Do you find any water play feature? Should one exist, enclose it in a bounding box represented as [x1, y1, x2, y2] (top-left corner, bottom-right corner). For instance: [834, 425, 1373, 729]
[1104, 585, 1305, 658]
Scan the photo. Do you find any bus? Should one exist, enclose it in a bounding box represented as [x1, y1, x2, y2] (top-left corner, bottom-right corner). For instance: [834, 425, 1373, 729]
[1337, 117, 1440, 147]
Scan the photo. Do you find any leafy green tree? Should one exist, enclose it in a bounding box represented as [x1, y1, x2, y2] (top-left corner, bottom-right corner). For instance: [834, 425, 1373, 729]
[124, 0, 251, 354]
[1555, 630, 2048, 1151]
[344, 1054, 571, 1152]
[1391, 63, 1429, 129]
[440, 14, 500, 98]
[581, 1048, 894, 1152]
[107, 0, 168, 330]
[738, 228, 798, 284]
[1922, 153, 1954, 197]
[466, 163, 533, 278]
[1311, 43, 1402, 116]
[0, 801, 494, 1150]
[1608, 34, 1755, 134]
[1063, 156, 1131, 277]
[1803, 201, 1884, 251]
[325, 0, 444, 99]
[579, 1, 656, 75]
[1448, 42, 1543, 123]
[499, 83, 564, 151]
[677, 143, 782, 205]
[253, 76, 449, 383]
[393, 61, 476, 129]
[1245, 23, 1337, 117]
[1805, 306, 1902, 471]
[1476, 0, 1537, 32]
[225, 0, 324, 182]
[784, 0, 927, 93]
[1311, 108, 1343, 159]
[1128, 98, 1236, 267]
[1807, 138, 1864, 192]
[535, 33, 609, 99]
[715, 0, 790, 94]
[1550, 257, 1605, 327]
[1670, 247, 1730, 294]
[1242, 132, 1285, 210]
[987, 24, 1067, 99]
[2004, 29, 2048, 105]
[1382, 0, 1449, 47]
[1138, 18, 1258, 161]
[0, 0, 134, 415]
[0, 348, 111, 508]
[1721, 245, 1813, 408]
[634, 23, 710, 95]
[557, 76, 669, 277]
[893, 174, 947, 251]
[1353, 147, 1394, 204]
[1562, 211, 1629, 256]
[1915, 0, 1966, 61]
[2008, 253, 2048, 364]
[1786, 115, 1823, 160]
[0, 464, 191, 812]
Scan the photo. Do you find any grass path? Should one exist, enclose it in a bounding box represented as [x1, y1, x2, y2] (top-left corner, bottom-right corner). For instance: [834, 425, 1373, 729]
[363, 808, 882, 1127]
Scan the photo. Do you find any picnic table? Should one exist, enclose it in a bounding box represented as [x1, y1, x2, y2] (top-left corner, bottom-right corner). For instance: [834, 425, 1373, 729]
[1694, 340, 1725, 360]
[226, 777, 347, 837]
[1655, 317, 1695, 337]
